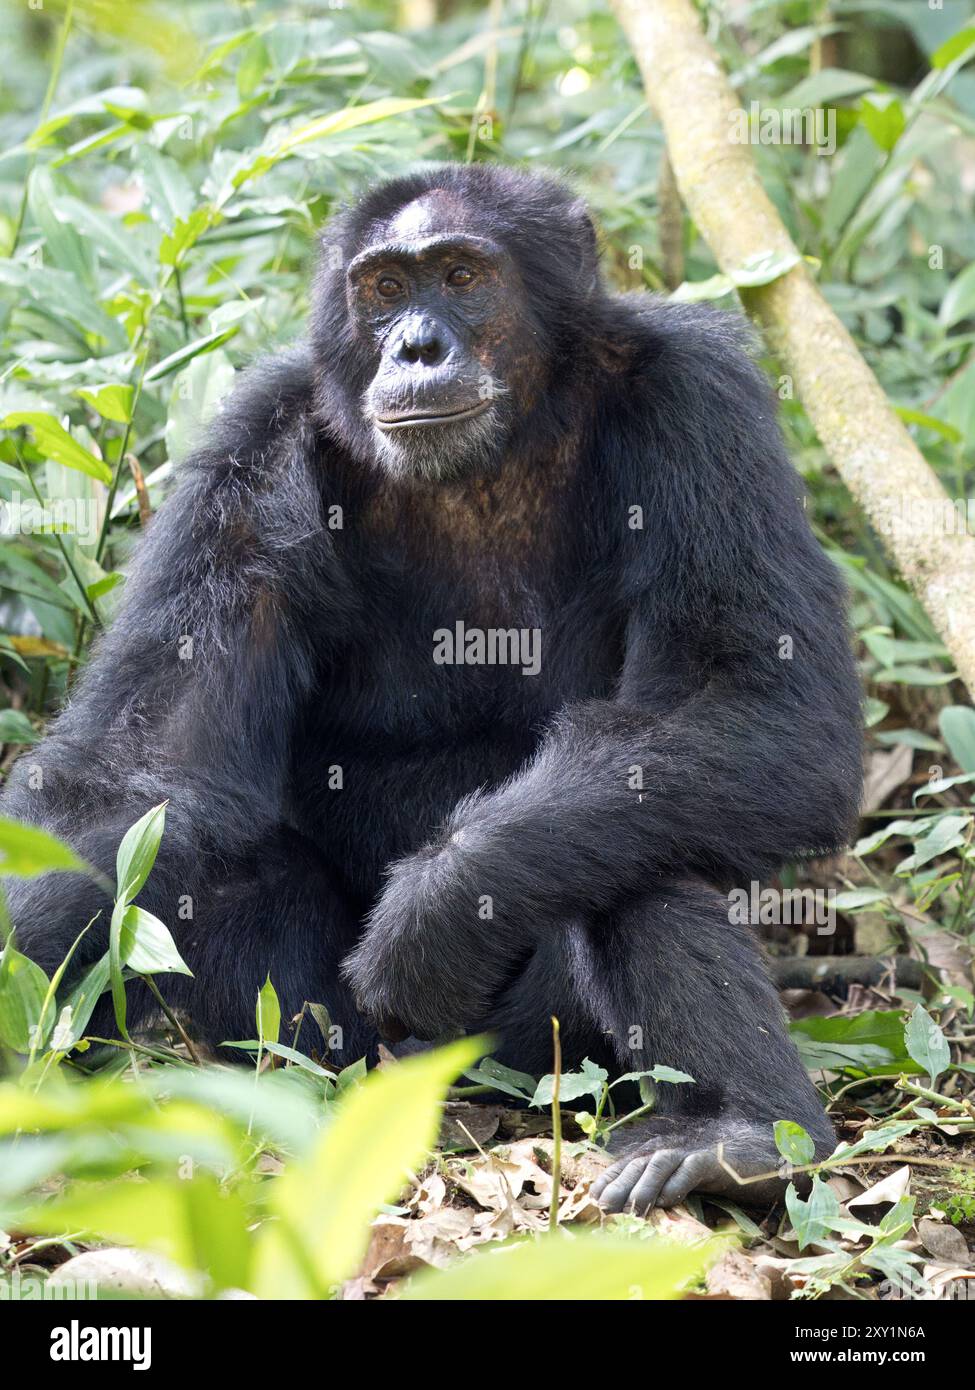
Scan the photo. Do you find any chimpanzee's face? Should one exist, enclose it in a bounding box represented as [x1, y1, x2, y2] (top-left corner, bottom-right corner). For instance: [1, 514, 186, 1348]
[346, 193, 535, 480]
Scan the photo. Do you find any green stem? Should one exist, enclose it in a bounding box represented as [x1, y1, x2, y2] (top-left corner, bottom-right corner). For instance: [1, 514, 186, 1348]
[10, 0, 76, 256]
[140, 974, 201, 1064]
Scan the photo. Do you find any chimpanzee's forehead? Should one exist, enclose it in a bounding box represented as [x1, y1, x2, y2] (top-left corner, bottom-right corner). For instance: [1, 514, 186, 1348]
[381, 189, 477, 242]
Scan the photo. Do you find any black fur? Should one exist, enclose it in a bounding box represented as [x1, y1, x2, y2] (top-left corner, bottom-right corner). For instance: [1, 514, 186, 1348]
[2, 164, 862, 1209]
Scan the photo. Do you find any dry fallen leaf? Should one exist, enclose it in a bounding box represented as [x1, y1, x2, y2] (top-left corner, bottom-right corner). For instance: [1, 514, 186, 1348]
[917, 1217, 971, 1267]
[705, 1247, 771, 1301]
[847, 1165, 911, 1208]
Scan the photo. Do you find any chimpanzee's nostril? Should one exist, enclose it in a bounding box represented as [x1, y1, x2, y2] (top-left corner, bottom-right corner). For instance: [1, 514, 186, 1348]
[396, 318, 447, 368]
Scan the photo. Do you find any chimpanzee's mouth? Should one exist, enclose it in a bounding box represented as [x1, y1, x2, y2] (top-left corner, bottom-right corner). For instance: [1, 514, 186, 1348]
[374, 400, 491, 430]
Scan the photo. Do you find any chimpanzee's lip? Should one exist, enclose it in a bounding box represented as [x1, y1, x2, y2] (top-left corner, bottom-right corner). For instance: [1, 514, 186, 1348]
[375, 400, 491, 429]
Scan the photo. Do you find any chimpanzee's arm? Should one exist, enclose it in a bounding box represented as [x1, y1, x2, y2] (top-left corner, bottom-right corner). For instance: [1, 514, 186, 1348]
[2, 353, 345, 971]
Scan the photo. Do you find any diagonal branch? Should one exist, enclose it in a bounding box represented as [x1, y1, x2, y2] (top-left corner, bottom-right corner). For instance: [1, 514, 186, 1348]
[612, 0, 975, 694]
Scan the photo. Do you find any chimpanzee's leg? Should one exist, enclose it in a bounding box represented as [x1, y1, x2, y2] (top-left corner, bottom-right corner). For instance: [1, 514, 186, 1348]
[479, 878, 833, 1211]
[583, 879, 835, 1211]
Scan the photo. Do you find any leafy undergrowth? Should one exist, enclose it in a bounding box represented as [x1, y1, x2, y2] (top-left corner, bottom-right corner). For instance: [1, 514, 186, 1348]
[0, 804, 973, 1301]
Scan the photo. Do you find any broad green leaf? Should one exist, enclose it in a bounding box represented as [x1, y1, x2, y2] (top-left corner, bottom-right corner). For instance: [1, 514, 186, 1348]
[224, 1040, 332, 1078]
[939, 262, 975, 329]
[115, 802, 166, 902]
[774, 1120, 816, 1166]
[256, 975, 281, 1046]
[1, 413, 111, 485]
[62, 954, 111, 1046]
[74, 383, 134, 424]
[904, 1005, 950, 1085]
[671, 249, 801, 303]
[0, 710, 39, 745]
[254, 1037, 485, 1295]
[222, 96, 446, 201]
[402, 1231, 711, 1301]
[462, 1056, 536, 1100]
[0, 818, 85, 878]
[898, 813, 971, 872]
[121, 905, 192, 977]
[648, 1065, 695, 1084]
[858, 95, 906, 152]
[18, 1176, 251, 1290]
[827, 1121, 918, 1161]
[931, 25, 975, 69]
[143, 329, 239, 383]
[832, 887, 890, 910]
[0, 946, 51, 1051]
[939, 705, 975, 773]
[786, 1175, 840, 1249]
[531, 1070, 604, 1107]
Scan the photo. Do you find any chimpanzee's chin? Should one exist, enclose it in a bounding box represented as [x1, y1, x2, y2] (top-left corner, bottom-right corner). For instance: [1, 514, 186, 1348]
[372, 411, 502, 482]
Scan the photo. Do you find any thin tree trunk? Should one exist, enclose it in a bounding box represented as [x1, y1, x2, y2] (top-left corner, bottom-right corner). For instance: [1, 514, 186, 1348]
[612, 0, 975, 694]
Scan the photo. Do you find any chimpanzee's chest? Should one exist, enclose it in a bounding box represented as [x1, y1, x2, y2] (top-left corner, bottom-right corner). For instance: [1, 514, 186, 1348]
[288, 465, 625, 893]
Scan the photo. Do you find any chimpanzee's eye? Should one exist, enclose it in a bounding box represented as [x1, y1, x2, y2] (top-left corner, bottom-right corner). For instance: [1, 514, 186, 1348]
[446, 265, 476, 289]
[377, 275, 404, 300]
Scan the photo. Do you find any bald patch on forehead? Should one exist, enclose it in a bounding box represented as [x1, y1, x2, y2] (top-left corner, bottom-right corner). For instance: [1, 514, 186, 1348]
[385, 189, 471, 242]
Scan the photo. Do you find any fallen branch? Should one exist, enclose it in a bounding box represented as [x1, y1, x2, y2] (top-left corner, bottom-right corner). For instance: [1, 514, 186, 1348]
[771, 956, 923, 991]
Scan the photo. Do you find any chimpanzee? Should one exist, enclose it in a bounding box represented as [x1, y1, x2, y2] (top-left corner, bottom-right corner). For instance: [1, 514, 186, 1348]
[2, 164, 862, 1212]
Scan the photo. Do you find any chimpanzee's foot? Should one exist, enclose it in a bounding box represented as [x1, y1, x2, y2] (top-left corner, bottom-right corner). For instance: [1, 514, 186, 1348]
[591, 1117, 805, 1214]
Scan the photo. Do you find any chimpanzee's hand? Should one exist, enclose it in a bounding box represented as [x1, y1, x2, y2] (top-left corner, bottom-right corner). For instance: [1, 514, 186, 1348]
[591, 1118, 793, 1214]
[341, 834, 507, 1043]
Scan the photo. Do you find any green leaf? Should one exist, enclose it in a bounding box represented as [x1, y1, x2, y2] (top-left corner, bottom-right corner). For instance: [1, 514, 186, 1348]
[402, 1231, 711, 1301]
[256, 975, 280, 1046]
[0, 818, 85, 878]
[939, 262, 975, 329]
[121, 905, 192, 977]
[858, 95, 905, 152]
[0, 946, 51, 1051]
[143, 329, 239, 383]
[832, 887, 890, 910]
[18, 1176, 252, 1291]
[895, 407, 962, 444]
[898, 813, 971, 872]
[1, 412, 111, 485]
[462, 1056, 536, 1100]
[904, 1005, 950, 1085]
[671, 249, 801, 303]
[254, 1037, 486, 1294]
[774, 1120, 816, 1166]
[62, 954, 111, 1046]
[647, 1065, 695, 1084]
[223, 1039, 332, 1078]
[531, 1070, 604, 1107]
[786, 1175, 840, 1249]
[108, 898, 129, 1040]
[939, 705, 975, 773]
[222, 96, 447, 201]
[74, 383, 134, 424]
[115, 802, 166, 903]
[0, 710, 39, 745]
[931, 25, 975, 70]
[237, 35, 271, 98]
